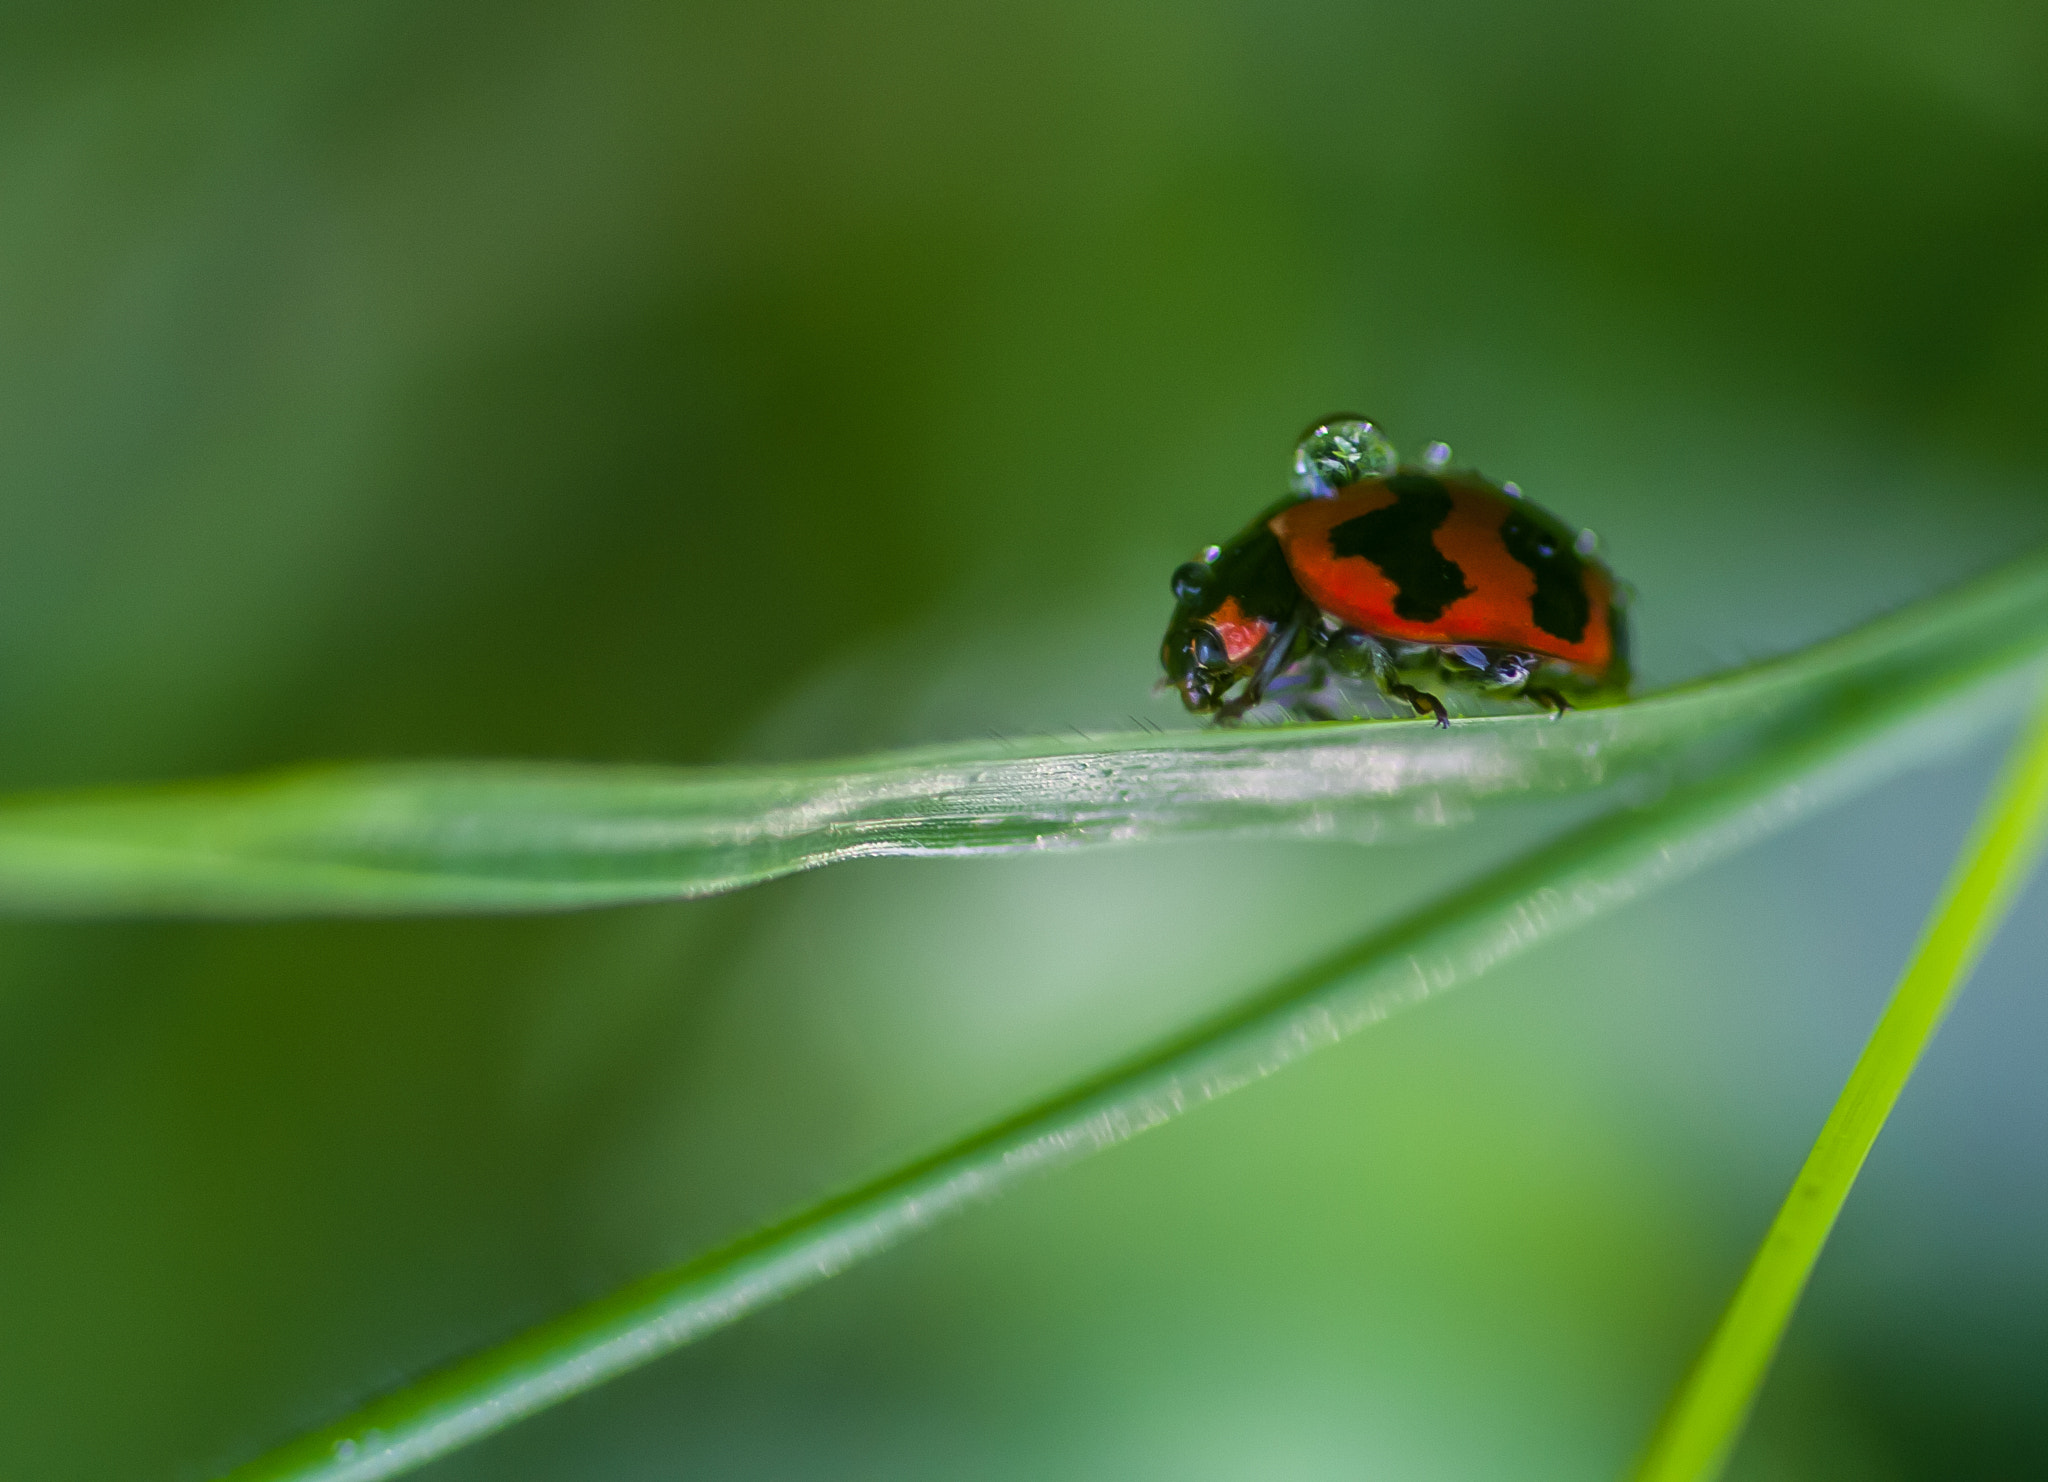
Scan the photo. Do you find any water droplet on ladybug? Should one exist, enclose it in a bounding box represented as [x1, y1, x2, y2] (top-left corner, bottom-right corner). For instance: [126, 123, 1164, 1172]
[1291, 415, 1397, 497]
[1422, 441, 1452, 469]
[1202, 544, 1221, 563]
[1502, 480, 1523, 499]
[1575, 528, 1599, 556]
[1170, 562, 1208, 601]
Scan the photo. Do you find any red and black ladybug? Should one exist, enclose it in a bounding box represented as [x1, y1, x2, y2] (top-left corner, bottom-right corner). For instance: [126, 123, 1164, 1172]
[1161, 416, 1630, 725]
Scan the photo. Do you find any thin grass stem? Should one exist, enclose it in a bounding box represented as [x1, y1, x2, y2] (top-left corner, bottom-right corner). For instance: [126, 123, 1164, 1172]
[1631, 681, 2048, 1482]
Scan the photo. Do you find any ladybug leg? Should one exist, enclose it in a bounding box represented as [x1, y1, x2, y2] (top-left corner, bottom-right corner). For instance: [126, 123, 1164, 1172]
[1320, 627, 1450, 726]
[1387, 681, 1451, 728]
[1525, 686, 1572, 719]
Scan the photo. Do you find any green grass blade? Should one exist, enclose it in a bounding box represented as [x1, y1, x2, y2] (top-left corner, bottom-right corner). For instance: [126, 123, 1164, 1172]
[212, 654, 2043, 1482]
[0, 549, 2043, 916]
[1630, 682, 2048, 1482]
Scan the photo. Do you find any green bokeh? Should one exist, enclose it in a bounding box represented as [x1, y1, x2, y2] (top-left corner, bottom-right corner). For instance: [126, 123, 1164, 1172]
[2, 3, 2047, 1478]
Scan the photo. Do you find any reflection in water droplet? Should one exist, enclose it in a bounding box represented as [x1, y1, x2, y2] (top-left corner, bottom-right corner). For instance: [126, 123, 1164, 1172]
[1202, 544, 1221, 563]
[1291, 415, 1397, 497]
[1422, 441, 1452, 469]
[1575, 528, 1599, 555]
[1502, 481, 1523, 498]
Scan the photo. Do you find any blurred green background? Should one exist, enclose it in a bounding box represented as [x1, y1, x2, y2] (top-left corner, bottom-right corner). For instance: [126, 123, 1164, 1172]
[3, 3, 2048, 1478]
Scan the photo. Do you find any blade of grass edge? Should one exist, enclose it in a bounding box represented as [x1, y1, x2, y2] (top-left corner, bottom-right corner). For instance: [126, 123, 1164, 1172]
[4, 549, 2048, 917]
[1629, 679, 2048, 1482]
[213, 659, 2046, 1482]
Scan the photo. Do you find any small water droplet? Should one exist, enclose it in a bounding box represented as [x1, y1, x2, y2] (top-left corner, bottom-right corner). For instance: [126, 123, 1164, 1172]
[1421, 441, 1452, 469]
[1575, 528, 1599, 556]
[1202, 544, 1221, 563]
[1502, 480, 1523, 499]
[334, 1439, 358, 1460]
[1291, 415, 1397, 496]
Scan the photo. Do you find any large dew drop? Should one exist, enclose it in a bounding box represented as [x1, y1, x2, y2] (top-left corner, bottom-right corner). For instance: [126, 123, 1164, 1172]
[1291, 415, 1397, 497]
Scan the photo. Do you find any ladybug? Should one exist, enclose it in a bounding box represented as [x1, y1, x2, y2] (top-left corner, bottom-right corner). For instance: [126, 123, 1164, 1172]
[1161, 416, 1630, 725]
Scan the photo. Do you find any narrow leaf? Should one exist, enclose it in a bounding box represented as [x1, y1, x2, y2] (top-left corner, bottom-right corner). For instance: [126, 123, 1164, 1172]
[213, 653, 2042, 1482]
[2, 548, 2047, 916]
[1631, 680, 2048, 1482]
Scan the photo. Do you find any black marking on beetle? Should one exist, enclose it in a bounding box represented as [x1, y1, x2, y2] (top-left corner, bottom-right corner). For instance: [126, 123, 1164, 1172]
[1498, 508, 1589, 643]
[1328, 473, 1472, 623]
[1195, 525, 1300, 628]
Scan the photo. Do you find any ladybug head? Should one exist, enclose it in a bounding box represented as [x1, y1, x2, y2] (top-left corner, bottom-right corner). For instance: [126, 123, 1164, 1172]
[1160, 574, 1233, 713]
[1159, 524, 1303, 714]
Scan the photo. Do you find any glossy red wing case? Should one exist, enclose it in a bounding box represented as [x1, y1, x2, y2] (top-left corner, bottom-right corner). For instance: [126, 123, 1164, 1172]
[1268, 472, 1618, 675]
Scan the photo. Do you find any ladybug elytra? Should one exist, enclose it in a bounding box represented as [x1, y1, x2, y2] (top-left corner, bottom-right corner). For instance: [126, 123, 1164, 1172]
[1162, 417, 1630, 725]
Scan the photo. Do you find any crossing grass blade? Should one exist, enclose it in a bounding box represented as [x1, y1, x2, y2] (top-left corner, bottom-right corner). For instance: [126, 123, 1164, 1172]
[211, 646, 2045, 1482]
[1629, 681, 2048, 1482]
[0, 548, 2044, 918]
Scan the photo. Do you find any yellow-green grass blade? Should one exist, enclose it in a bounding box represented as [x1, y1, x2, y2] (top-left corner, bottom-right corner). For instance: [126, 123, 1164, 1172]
[0, 549, 2042, 916]
[212, 654, 2043, 1482]
[1631, 682, 2048, 1482]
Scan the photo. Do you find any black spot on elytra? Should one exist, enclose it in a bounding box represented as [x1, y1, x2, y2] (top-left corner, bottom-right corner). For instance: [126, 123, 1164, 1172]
[1328, 473, 1471, 623]
[1498, 509, 1589, 643]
